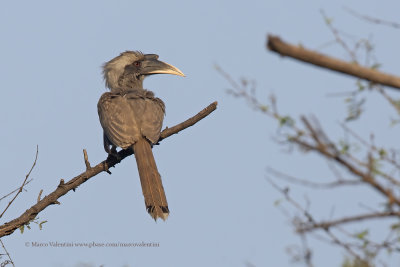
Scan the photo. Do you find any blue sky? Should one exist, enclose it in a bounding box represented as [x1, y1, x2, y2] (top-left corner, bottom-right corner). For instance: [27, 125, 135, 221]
[1, 1, 400, 266]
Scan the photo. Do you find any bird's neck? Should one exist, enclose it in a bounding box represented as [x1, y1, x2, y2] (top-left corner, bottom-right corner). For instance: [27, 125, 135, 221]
[111, 73, 144, 93]
[122, 74, 143, 90]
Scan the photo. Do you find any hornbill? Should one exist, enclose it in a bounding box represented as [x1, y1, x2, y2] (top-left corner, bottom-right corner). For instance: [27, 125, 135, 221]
[97, 51, 184, 221]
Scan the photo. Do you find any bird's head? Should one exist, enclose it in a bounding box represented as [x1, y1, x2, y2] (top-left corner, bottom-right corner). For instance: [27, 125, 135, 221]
[102, 51, 185, 92]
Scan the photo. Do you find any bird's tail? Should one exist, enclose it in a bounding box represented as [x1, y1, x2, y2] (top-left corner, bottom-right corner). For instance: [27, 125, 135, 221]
[132, 138, 169, 221]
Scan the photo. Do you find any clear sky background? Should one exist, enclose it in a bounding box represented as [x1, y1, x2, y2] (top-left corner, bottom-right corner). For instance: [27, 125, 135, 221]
[1, 1, 400, 266]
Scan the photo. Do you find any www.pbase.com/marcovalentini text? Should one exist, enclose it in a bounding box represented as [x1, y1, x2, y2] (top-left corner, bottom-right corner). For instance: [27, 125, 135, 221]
[29, 241, 160, 248]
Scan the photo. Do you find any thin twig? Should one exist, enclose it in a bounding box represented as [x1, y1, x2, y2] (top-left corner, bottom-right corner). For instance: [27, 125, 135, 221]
[339, 122, 400, 185]
[344, 7, 400, 29]
[0, 179, 33, 202]
[0, 146, 38, 219]
[267, 167, 361, 189]
[159, 101, 218, 141]
[268, 178, 361, 259]
[376, 85, 400, 114]
[0, 239, 15, 267]
[298, 211, 400, 233]
[292, 117, 400, 206]
[320, 9, 357, 61]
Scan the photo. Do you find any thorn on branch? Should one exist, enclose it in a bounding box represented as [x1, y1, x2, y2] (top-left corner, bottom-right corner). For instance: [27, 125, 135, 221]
[37, 190, 43, 203]
[82, 149, 91, 170]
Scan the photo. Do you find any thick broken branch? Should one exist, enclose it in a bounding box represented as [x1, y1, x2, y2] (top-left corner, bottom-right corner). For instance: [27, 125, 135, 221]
[267, 35, 400, 90]
[0, 102, 217, 238]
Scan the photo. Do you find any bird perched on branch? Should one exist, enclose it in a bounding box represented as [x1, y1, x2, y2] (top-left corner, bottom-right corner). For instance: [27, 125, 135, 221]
[97, 51, 184, 221]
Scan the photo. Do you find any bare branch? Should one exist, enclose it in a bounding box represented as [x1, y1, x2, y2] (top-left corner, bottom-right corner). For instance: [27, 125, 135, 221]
[267, 35, 400, 90]
[376, 86, 400, 115]
[268, 178, 362, 259]
[267, 167, 361, 189]
[159, 101, 218, 141]
[0, 102, 217, 238]
[344, 7, 400, 29]
[0, 179, 32, 202]
[298, 211, 400, 233]
[340, 122, 400, 174]
[320, 9, 357, 61]
[0, 146, 38, 219]
[293, 117, 400, 207]
[0, 239, 14, 267]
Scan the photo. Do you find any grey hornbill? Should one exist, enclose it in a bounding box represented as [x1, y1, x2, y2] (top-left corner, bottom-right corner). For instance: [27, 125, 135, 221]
[97, 51, 184, 221]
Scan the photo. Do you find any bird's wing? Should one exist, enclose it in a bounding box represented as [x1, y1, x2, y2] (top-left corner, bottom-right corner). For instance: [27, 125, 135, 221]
[97, 92, 141, 149]
[126, 90, 165, 144]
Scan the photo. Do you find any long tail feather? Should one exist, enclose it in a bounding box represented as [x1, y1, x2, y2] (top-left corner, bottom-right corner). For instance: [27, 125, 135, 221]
[133, 138, 169, 221]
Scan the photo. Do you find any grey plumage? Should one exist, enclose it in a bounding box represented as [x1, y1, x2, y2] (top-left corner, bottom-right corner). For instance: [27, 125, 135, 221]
[98, 89, 165, 149]
[97, 51, 184, 220]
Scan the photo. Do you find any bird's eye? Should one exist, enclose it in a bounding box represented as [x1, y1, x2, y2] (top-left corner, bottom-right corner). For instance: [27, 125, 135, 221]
[134, 61, 141, 67]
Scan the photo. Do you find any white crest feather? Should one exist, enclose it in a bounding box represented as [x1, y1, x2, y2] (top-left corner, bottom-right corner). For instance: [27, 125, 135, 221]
[102, 51, 144, 91]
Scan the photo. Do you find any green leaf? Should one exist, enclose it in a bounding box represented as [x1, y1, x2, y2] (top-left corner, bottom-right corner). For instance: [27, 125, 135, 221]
[273, 199, 283, 206]
[259, 105, 269, 112]
[390, 223, 400, 230]
[378, 149, 387, 158]
[324, 17, 333, 25]
[356, 80, 365, 91]
[342, 258, 351, 267]
[338, 140, 350, 154]
[279, 116, 294, 127]
[39, 221, 48, 230]
[354, 229, 369, 240]
[370, 63, 381, 70]
[19, 225, 25, 234]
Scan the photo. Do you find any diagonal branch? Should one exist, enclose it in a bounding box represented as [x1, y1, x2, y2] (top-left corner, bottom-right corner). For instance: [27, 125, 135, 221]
[266, 35, 400, 90]
[0, 101, 217, 238]
[344, 7, 400, 29]
[0, 179, 33, 203]
[159, 101, 218, 141]
[293, 117, 400, 207]
[0, 238, 15, 267]
[298, 211, 400, 233]
[267, 167, 361, 189]
[268, 178, 362, 259]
